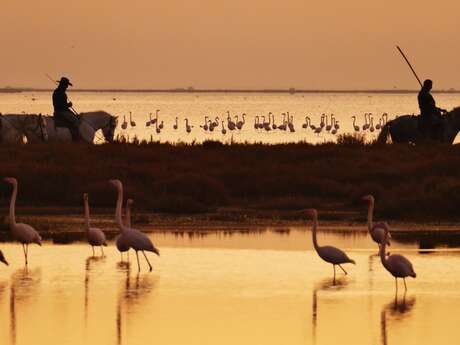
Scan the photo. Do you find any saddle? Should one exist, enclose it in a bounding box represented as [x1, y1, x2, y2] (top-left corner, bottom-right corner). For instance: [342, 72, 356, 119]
[53, 114, 81, 142]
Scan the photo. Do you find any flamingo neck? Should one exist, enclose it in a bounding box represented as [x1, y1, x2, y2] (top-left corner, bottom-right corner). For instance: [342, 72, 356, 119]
[379, 236, 389, 269]
[125, 203, 131, 228]
[114, 186, 128, 233]
[311, 215, 320, 250]
[84, 198, 90, 230]
[367, 199, 374, 232]
[9, 183, 17, 227]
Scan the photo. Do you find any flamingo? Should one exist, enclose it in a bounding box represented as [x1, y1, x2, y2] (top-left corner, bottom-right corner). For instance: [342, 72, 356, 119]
[200, 116, 209, 131]
[0, 250, 8, 265]
[4, 177, 41, 265]
[287, 114, 295, 132]
[369, 117, 375, 132]
[362, 195, 391, 246]
[331, 118, 338, 135]
[121, 115, 128, 130]
[254, 116, 260, 130]
[155, 120, 161, 134]
[83, 193, 107, 256]
[332, 115, 339, 130]
[109, 180, 160, 272]
[351, 116, 360, 132]
[325, 115, 332, 131]
[151, 109, 160, 125]
[173, 117, 178, 130]
[320, 114, 326, 128]
[159, 120, 164, 130]
[302, 116, 309, 129]
[227, 112, 236, 130]
[129, 112, 136, 127]
[378, 222, 416, 291]
[278, 113, 287, 131]
[185, 118, 192, 133]
[146, 113, 152, 127]
[116, 199, 133, 261]
[221, 121, 227, 135]
[236, 114, 245, 130]
[305, 209, 355, 282]
[362, 113, 369, 131]
[271, 113, 277, 130]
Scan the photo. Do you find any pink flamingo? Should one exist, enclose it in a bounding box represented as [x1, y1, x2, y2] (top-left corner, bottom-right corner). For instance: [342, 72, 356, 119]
[378, 222, 416, 291]
[110, 180, 160, 272]
[83, 193, 107, 256]
[4, 177, 42, 265]
[115, 198, 133, 261]
[306, 209, 355, 282]
[362, 195, 391, 246]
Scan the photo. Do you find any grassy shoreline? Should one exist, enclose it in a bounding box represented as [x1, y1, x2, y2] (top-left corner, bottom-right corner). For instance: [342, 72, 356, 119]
[1, 140, 460, 225]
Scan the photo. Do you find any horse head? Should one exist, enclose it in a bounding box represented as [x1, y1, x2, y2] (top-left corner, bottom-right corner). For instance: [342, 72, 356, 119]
[101, 114, 118, 143]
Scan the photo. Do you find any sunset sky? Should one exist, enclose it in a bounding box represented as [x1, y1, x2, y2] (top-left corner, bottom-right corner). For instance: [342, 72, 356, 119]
[1, 0, 459, 89]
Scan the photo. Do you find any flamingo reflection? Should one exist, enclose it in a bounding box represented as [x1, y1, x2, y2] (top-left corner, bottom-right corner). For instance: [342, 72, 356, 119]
[9, 268, 41, 345]
[116, 262, 158, 345]
[84, 256, 106, 325]
[380, 293, 416, 345]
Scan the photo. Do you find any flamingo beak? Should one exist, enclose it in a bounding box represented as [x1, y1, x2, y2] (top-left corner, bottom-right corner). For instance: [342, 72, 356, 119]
[0, 256, 8, 266]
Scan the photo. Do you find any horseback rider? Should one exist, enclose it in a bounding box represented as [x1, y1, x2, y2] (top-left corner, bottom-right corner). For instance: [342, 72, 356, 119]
[418, 79, 446, 140]
[53, 77, 80, 141]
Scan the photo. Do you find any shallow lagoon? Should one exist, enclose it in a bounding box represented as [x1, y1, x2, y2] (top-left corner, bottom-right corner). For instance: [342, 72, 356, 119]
[0, 228, 459, 345]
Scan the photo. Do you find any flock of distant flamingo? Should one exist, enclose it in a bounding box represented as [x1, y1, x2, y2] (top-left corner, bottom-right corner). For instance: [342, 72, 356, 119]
[0, 179, 415, 292]
[117, 110, 389, 137]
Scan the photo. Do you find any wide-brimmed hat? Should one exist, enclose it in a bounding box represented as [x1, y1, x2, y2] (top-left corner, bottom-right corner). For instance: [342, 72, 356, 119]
[58, 77, 73, 86]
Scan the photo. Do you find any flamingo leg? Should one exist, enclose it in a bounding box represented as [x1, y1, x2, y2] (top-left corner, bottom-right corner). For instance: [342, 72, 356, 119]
[142, 251, 153, 272]
[25, 244, 29, 265]
[135, 251, 141, 272]
[92, 246, 95, 256]
[22, 243, 28, 265]
[101, 246, 104, 257]
[333, 265, 336, 284]
[120, 252, 123, 261]
[338, 264, 348, 275]
[403, 278, 407, 291]
[395, 278, 398, 294]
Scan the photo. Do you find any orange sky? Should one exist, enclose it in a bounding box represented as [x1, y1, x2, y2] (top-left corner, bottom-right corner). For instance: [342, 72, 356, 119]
[1, 0, 459, 89]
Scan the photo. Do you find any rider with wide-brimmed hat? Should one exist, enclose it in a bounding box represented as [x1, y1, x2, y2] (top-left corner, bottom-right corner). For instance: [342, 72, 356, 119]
[418, 79, 446, 140]
[53, 77, 80, 141]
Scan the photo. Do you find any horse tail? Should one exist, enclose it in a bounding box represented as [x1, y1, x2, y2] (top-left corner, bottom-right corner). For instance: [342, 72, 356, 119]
[377, 122, 391, 144]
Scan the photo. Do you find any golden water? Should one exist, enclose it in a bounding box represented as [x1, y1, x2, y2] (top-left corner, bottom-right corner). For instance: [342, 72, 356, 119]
[0, 229, 458, 345]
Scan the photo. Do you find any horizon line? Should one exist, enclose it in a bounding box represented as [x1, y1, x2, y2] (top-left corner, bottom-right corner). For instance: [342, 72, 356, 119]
[1, 87, 459, 94]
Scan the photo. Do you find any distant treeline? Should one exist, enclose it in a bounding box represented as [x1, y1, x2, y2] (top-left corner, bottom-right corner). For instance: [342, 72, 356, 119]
[1, 138, 460, 221]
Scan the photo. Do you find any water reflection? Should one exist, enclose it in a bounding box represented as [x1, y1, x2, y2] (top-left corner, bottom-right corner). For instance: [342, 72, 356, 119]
[116, 262, 158, 345]
[9, 268, 41, 345]
[380, 294, 416, 345]
[312, 278, 351, 344]
[84, 256, 106, 325]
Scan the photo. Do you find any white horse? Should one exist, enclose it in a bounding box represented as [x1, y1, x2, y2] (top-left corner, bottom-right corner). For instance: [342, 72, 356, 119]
[44, 111, 118, 143]
[0, 114, 48, 144]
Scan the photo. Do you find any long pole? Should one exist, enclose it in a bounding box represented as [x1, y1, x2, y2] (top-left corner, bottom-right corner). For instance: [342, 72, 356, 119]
[396, 46, 423, 87]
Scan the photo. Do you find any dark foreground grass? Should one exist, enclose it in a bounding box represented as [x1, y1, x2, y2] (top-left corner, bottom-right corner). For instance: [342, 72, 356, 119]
[1, 138, 460, 221]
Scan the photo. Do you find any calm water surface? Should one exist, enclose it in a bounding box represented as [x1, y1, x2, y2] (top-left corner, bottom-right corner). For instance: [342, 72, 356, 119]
[1, 91, 460, 143]
[0, 228, 459, 345]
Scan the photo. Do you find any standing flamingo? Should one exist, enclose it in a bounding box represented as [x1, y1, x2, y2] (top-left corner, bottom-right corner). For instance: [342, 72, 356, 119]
[146, 113, 152, 127]
[109, 180, 160, 272]
[116, 199, 133, 261]
[3, 178, 41, 265]
[378, 222, 416, 291]
[306, 209, 355, 282]
[0, 250, 8, 265]
[362, 195, 391, 246]
[129, 112, 136, 127]
[83, 193, 107, 256]
[173, 117, 178, 130]
[121, 115, 128, 130]
[351, 116, 360, 132]
[185, 118, 192, 133]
